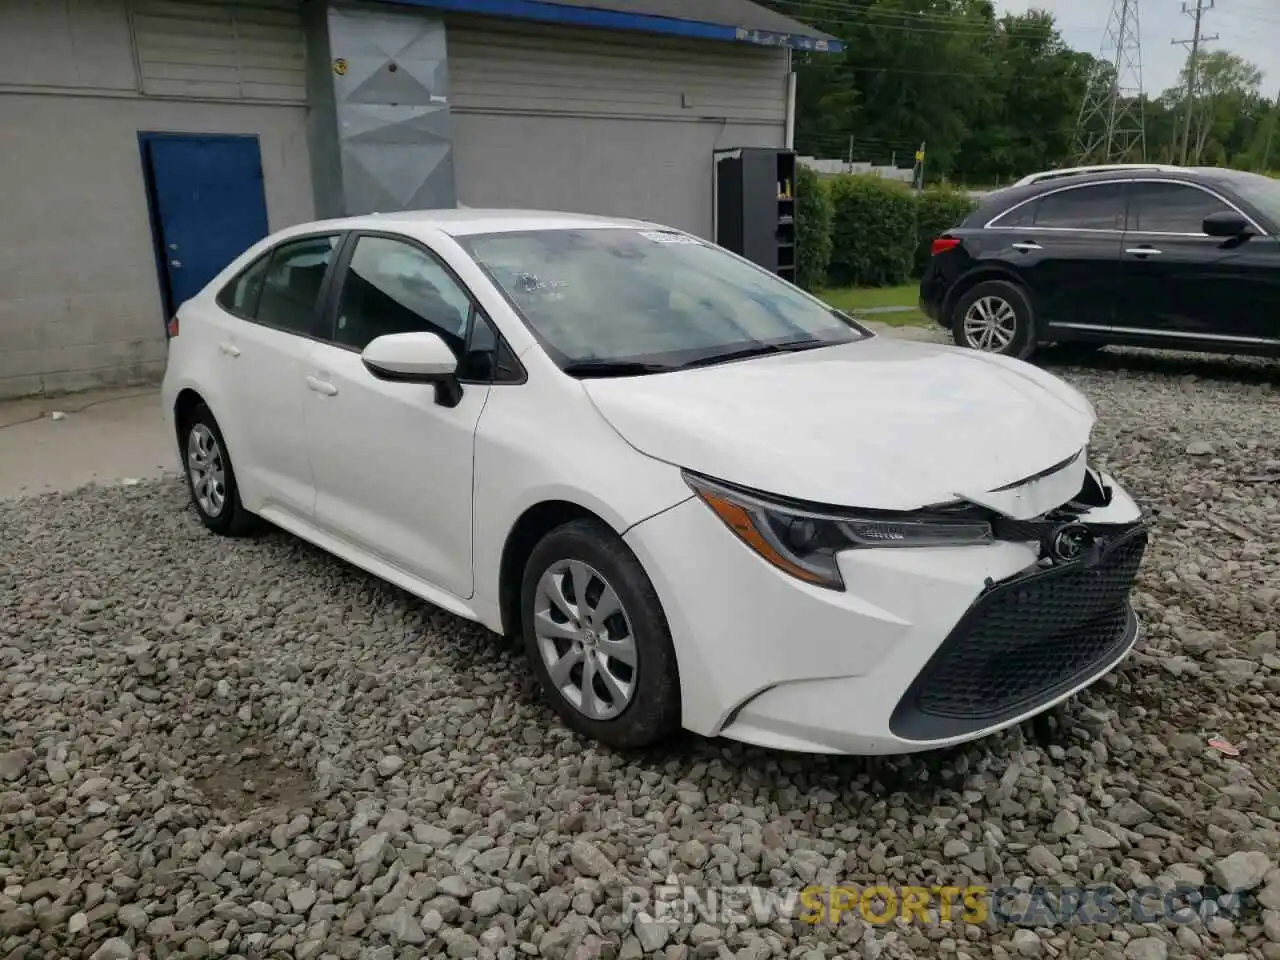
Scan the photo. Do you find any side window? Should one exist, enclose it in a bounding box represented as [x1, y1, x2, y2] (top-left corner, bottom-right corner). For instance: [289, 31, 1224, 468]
[1128, 181, 1232, 234]
[1032, 183, 1128, 230]
[460, 312, 522, 382]
[255, 235, 341, 334]
[333, 236, 474, 355]
[216, 254, 270, 317]
[990, 199, 1038, 228]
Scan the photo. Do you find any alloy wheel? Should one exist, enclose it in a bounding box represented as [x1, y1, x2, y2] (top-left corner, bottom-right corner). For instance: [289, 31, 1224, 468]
[187, 423, 227, 518]
[962, 296, 1018, 352]
[532, 559, 637, 720]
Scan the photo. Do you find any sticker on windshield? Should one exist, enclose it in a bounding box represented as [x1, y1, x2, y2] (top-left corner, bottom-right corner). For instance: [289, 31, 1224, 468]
[639, 231, 703, 245]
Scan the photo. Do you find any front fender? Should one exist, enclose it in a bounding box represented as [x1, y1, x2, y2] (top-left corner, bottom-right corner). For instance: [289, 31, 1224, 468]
[468, 382, 692, 633]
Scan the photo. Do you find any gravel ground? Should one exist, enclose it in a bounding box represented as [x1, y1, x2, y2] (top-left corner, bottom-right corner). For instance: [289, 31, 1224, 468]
[1, 347, 1278, 960]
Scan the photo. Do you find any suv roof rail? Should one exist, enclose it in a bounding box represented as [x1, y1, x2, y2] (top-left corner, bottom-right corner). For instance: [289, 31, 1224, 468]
[1013, 164, 1186, 187]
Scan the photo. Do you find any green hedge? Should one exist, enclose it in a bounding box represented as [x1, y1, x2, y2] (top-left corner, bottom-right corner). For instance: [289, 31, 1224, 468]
[794, 164, 834, 291]
[806, 173, 980, 287]
[826, 175, 918, 287]
[914, 187, 978, 277]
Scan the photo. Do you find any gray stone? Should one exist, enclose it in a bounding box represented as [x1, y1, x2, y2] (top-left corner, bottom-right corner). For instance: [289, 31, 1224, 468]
[1213, 851, 1272, 892]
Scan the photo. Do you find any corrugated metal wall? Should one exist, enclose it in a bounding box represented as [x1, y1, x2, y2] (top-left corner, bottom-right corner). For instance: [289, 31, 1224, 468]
[447, 17, 786, 124]
[129, 0, 307, 101]
[0, 0, 313, 399]
[446, 16, 787, 238]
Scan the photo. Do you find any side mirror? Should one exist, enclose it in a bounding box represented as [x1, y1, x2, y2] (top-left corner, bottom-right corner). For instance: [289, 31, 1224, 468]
[361, 331, 462, 407]
[1203, 210, 1252, 238]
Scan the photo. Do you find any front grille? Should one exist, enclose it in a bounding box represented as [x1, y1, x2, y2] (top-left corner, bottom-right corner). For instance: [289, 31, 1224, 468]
[890, 524, 1147, 741]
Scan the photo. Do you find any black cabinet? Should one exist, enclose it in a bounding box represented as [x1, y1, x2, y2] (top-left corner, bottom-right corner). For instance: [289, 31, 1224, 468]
[714, 147, 797, 283]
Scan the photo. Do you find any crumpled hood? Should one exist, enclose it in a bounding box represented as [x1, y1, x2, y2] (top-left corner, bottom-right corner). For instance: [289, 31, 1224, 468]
[582, 335, 1095, 514]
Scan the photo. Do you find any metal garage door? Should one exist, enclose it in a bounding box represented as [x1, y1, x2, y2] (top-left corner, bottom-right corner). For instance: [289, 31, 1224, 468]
[446, 17, 787, 238]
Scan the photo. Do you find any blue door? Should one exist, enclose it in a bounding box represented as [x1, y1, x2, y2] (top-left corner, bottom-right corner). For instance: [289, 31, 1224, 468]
[141, 134, 270, 313]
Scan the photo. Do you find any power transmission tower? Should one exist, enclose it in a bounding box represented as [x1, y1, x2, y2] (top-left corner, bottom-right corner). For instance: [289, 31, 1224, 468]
[1074, 0, 1147, 164]
[1172, 0, 1218, 164]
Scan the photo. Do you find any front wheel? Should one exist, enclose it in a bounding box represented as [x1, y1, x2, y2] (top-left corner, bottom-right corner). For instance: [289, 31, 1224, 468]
[520, 519, 681, 749]
[952, 280, 1037, 360]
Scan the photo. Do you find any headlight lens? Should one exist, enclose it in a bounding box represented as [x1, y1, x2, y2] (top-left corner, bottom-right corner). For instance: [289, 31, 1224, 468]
[684, 472, 993, 590]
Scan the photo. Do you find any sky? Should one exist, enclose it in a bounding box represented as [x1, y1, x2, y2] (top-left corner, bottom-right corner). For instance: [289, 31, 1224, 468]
[994, 0, 1279, 98]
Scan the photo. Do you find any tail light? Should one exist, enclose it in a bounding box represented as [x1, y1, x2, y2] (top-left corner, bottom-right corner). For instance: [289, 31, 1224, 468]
[166, 316, 179, 338]
[931, 237, 961, 256]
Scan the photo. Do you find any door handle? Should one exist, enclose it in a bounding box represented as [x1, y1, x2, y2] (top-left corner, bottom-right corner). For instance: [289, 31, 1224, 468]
[305, 375, 338, 397]
[1011, 241, 1042, 252]
[1125, 247, 1162, 256]
[218, 341, 241, 357]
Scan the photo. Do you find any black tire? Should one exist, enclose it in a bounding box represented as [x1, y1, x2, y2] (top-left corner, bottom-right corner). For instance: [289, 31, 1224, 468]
[951, 279, 1037, 360]
[520, 518, 681, 749]
[178, 403, 257, 536]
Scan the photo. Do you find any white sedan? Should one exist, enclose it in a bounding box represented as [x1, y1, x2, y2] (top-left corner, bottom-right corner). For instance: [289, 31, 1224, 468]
[161, 209, 1147, 755]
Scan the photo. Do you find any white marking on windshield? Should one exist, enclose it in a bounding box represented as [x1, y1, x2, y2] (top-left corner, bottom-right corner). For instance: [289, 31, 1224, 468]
[638, 231, 703, 245]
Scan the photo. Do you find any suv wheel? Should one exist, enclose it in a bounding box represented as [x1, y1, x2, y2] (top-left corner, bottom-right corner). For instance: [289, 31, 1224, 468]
[520, 518, 681, 749]
[953, 280, 1036, 359]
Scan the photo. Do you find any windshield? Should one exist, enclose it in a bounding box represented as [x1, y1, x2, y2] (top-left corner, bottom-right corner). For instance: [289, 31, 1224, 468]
[1229, 172, 1280, 232]
[456, 227, 866, 371]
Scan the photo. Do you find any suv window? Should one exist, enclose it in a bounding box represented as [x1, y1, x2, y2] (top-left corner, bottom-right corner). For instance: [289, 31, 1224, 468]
[990, 200, 1038, 228]
[1032, 183, 1127, 230]
[1128, 181, 1233, 234]
[334, 236, 474, 357]
[255, 235, 341, 334]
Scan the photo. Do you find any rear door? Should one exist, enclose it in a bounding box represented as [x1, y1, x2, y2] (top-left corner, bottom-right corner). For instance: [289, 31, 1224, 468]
[213, 233, 342, 521]
[1119, 179, 1280, 343]
[984, 181, 1128, 335]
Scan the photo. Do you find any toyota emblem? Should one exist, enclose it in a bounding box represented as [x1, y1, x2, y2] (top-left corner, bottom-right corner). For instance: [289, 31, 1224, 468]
[1048, 522, 1094, 562]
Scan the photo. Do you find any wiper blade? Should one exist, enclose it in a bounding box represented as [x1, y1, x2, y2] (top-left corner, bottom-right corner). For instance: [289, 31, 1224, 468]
[675, 343, 782, 369]
[775, 337, 837, 352]
[561, 360, 671, 378]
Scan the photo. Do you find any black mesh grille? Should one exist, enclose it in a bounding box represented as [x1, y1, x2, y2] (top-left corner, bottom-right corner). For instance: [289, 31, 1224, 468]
[890, 525, 1147, 741]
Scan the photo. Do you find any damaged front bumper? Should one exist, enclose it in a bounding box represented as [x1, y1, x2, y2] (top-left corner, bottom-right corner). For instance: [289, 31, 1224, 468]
[623, 464, 1147, 755]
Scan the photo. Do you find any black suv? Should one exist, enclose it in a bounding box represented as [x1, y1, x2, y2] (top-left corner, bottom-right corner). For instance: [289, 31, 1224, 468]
[920, 164, 1280, 359]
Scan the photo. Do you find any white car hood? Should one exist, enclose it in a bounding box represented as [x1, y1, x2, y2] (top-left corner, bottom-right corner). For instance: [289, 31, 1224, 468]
[582, 336, 1096, 517]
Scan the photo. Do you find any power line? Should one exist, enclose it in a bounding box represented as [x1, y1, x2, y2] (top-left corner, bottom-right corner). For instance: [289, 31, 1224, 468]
[1172, 0, 1219, 163]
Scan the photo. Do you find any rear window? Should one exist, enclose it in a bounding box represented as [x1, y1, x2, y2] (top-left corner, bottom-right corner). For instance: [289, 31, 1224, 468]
[1031, 183, 1128, 230]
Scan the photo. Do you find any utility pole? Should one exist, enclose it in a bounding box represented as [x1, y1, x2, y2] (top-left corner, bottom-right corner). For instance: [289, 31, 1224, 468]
[1172, 0, 1218, 165]
[1262, 87, 1279, 172]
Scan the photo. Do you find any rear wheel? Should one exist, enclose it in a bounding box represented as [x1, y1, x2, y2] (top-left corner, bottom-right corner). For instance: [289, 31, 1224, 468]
[180, 404, 256, 536]
[520, 518, 681, 749]
[952, 280, 1037, 360]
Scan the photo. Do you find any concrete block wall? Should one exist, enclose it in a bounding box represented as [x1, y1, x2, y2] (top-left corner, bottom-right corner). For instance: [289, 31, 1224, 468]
[0, 0, 314, 400]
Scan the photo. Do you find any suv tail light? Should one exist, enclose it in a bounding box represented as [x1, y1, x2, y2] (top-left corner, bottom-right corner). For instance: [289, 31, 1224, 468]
[931, 237, 962, 256]
[166, 316, 179, 338]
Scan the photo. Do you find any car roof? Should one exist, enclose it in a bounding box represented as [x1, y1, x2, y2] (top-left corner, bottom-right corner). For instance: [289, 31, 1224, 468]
[966, 166, 1243, 225]
[295, 208, 661, 238]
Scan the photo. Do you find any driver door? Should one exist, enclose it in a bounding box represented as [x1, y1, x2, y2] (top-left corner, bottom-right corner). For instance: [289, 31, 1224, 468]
[302, 232, 492, 599]
[1118, 179, 1280, 341]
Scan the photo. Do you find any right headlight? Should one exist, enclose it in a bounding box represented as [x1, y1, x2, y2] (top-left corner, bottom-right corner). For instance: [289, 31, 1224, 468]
[684, 472, 993, 590]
